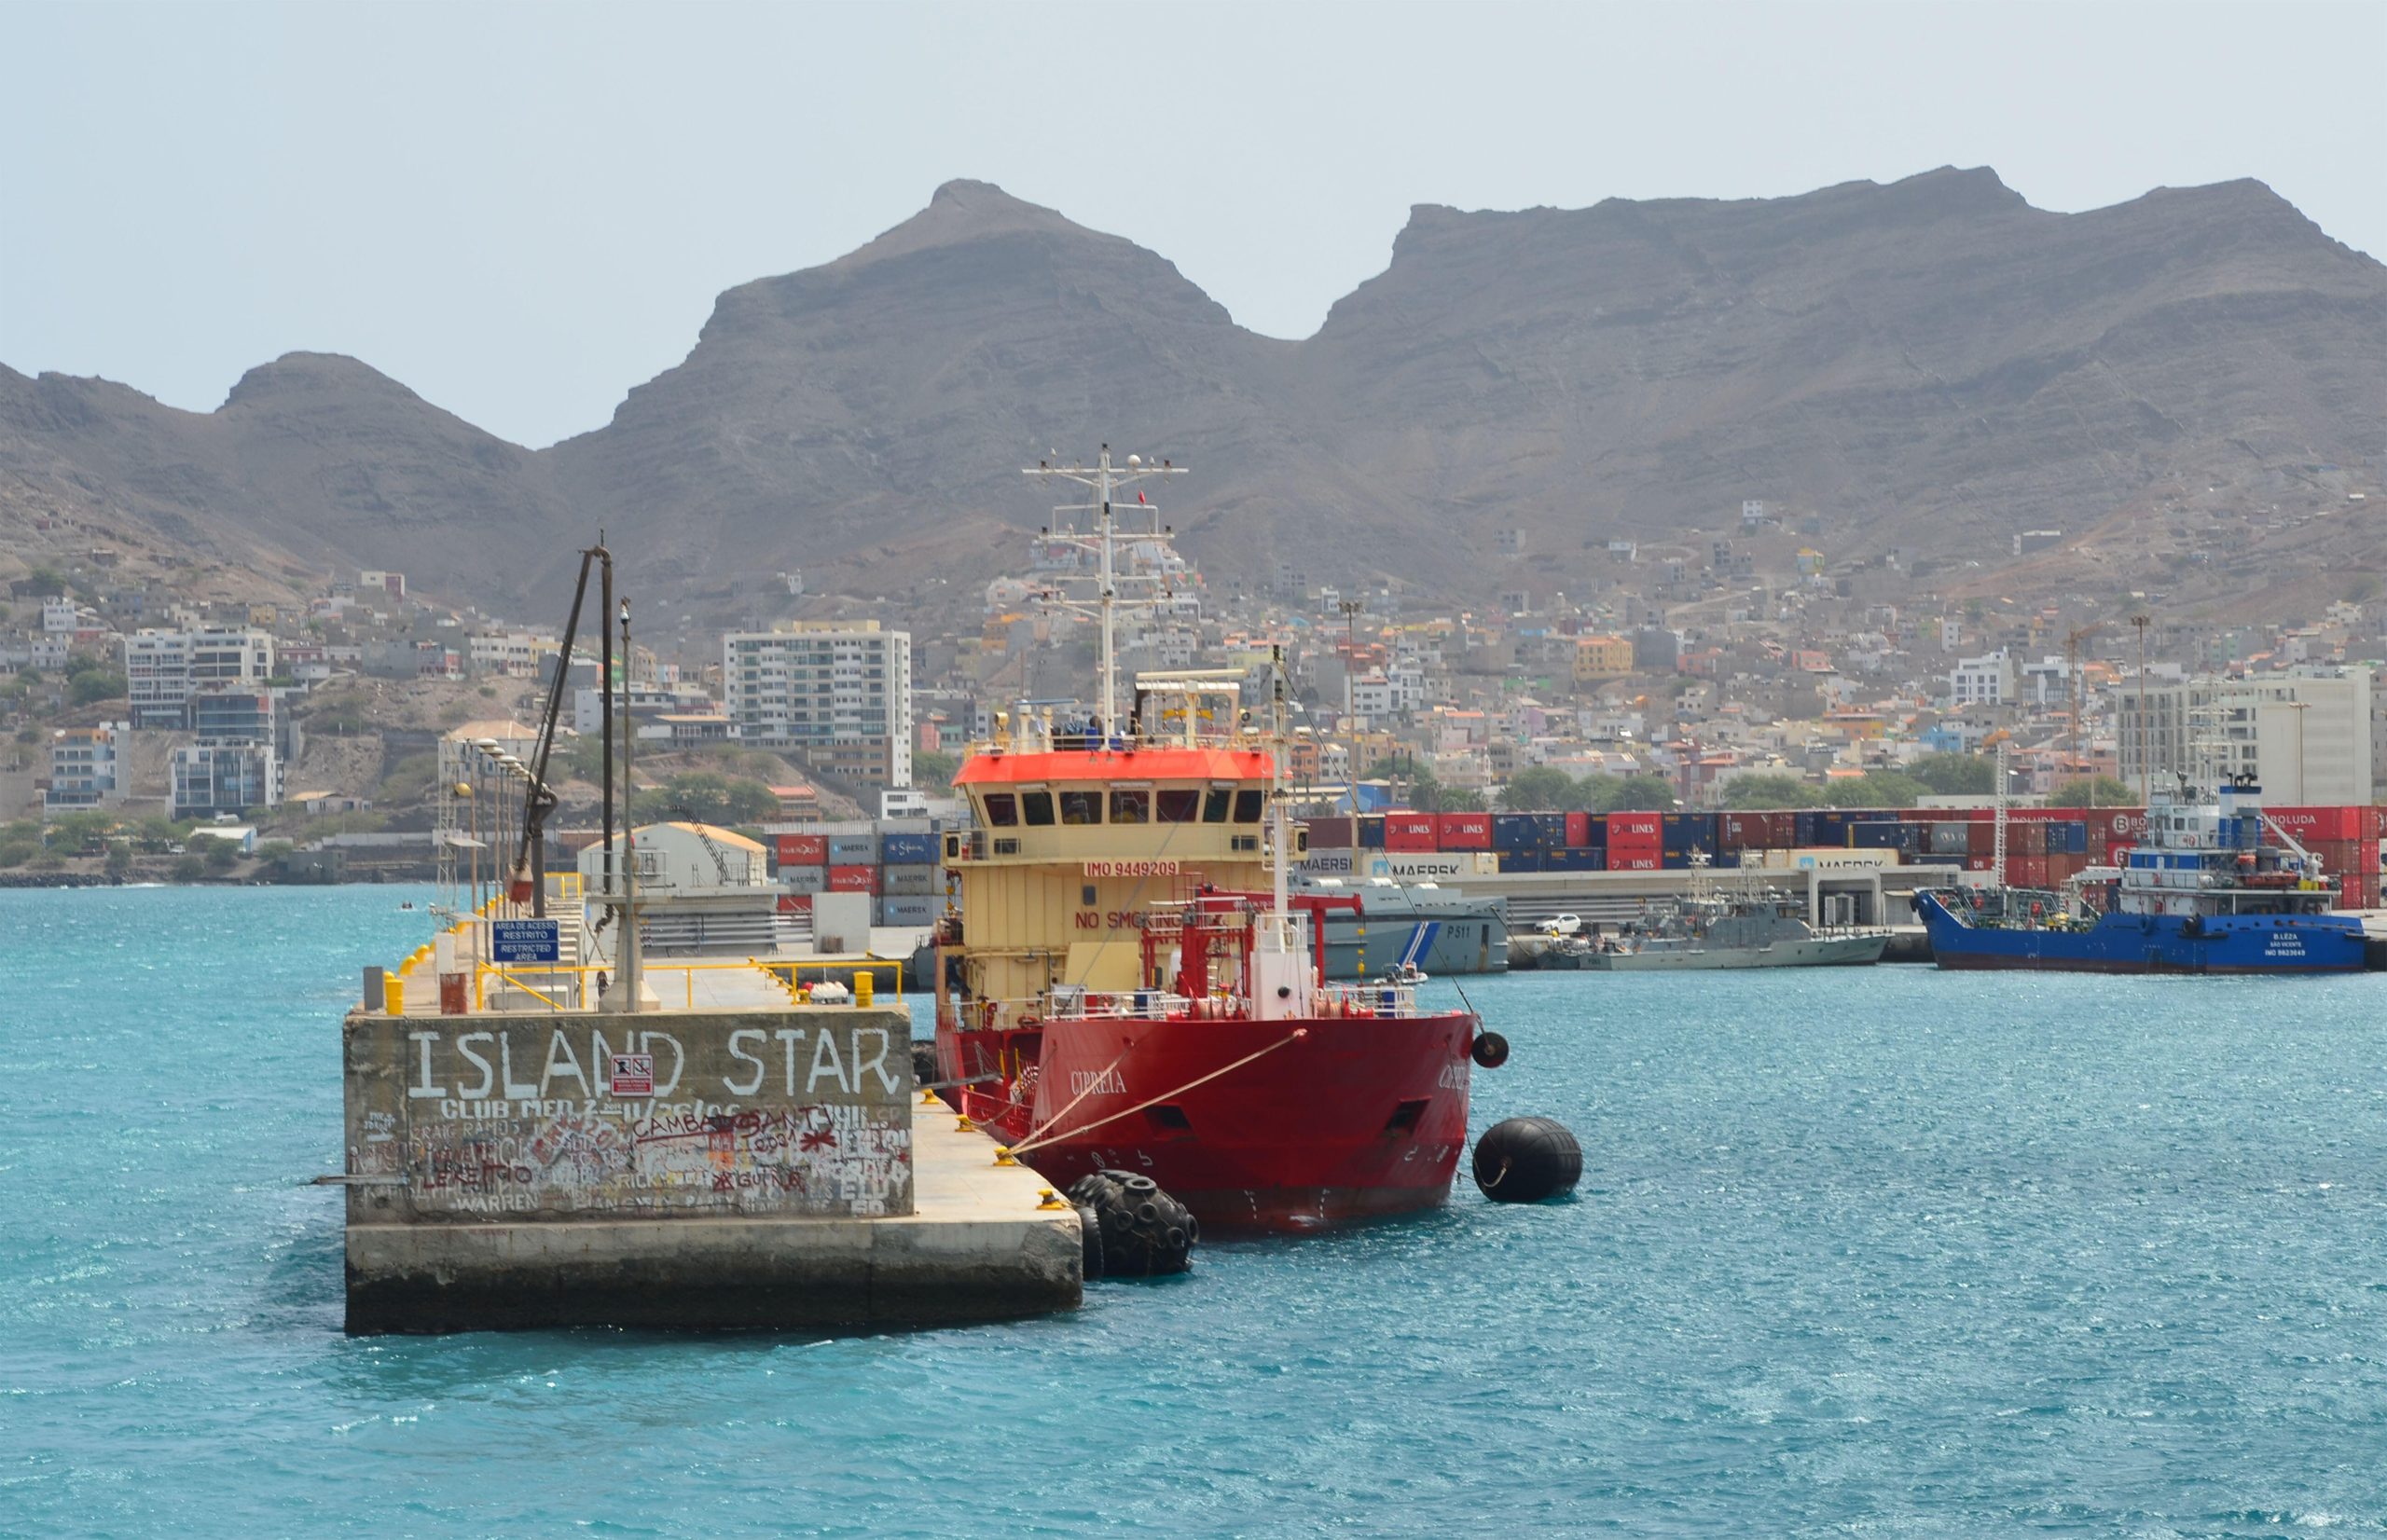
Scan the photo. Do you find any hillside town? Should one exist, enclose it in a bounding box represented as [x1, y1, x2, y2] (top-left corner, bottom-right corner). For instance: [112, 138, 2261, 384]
[4, 487, 2381, 884]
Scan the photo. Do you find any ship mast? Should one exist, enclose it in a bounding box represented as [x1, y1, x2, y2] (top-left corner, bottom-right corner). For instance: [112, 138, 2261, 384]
[1023, 445, 1187, 735]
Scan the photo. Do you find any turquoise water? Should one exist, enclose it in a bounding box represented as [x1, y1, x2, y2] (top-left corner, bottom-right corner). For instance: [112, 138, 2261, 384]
[7, 887, 2387, 1537]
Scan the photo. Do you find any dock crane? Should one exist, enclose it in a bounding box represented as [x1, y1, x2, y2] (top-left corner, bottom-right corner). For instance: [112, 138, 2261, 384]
[509, 542, 614, 915]
[2064, 623, 2104, 765]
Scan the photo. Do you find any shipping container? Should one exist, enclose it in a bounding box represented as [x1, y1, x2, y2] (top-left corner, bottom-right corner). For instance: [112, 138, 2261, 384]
[1490, 813, 1543, 853]
[1967, 821, 1998, 857]
[1495, 850, 1546, 873]
[1305, 816, 1357, 849]
[1607, 810, 1663, 842]
[827, 864, 879, 894]
[2008, 855, 2049, 887]
[1718, 811, 1794, 851]
[1546, 846, 1606, 872]
[1607, 852, 1662, 872]
[1564, 811, 1598, 848]
[1437, 811, 1493, 850]
[826, 834, 877, 865]
[1357, 815, 1386, 849]
[2268, 805, 2363, 842]
[876, 895, 938, 927]
[1662, 812, 1718, 855]
[775, 893, 813, 914]
[1848, 820, 1916, 852]
[1926, 821, 1970, 856]
[776, 833, 827, 867]
[1384, 812, 1439, 851]
[879, 832, 938, 865]
[881, 863, 938, 897]
[780, 865, 828, 895]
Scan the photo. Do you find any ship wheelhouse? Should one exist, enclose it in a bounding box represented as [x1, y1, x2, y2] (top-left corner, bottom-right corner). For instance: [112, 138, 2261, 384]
[943, 679, 1309, 1011]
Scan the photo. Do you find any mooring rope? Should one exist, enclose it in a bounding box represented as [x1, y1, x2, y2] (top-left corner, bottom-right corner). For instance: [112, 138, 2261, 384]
[1004, 1028, 1306, 1159]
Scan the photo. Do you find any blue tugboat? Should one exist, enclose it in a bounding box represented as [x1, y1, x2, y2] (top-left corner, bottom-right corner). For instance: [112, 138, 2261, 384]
[1915, 777, 2367, 974]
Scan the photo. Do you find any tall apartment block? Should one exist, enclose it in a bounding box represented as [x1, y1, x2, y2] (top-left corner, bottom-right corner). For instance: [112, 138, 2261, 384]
[723, 621, 913, 787]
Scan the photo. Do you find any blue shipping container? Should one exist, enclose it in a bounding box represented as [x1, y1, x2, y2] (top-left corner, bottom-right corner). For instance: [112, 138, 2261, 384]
[1491, 814, 1542, 853]
[1496, 849, 1547, 873]
[1545, 847, 1606, 872]
[879, 832, 938, 864]
[1662, 812, 1718, 854]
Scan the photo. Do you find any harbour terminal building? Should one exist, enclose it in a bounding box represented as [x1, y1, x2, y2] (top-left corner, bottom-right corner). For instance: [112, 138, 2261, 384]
[723, 621, 913, 788]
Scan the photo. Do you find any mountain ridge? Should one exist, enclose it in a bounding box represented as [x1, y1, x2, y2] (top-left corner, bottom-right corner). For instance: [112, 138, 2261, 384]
[5, 167, 2380, 621]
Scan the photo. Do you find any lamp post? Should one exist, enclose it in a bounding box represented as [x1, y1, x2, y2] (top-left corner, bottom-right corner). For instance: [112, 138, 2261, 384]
[2131, 614, 2150, 806]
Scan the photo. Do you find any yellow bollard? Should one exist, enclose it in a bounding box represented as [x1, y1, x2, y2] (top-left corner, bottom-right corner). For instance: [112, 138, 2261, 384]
[383, 976, 405, 1015]
[855, 969, 875, 1008]
[1037, 1189, 1066, 1210]
[992, 1146, 1018, 1167]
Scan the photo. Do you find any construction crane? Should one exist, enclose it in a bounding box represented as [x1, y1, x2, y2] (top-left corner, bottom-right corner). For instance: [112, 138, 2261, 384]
[2064, 623, 2104, 766]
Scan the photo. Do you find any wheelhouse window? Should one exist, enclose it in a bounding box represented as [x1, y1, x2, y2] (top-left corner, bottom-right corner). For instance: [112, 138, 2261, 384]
[1156, 789, 1201, 824]
[982, 792, 1019, 828]
[1022, 791, 1056, 827]
[1111, 790, 1150, 825]
[1233, 790, 1265, 823]
[1201, 789, 1233, 824]
[1059, 791, 1103, 826]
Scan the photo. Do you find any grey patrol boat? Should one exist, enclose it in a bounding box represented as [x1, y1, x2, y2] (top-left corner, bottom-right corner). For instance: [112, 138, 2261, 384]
[1554, 858, 1889, 970]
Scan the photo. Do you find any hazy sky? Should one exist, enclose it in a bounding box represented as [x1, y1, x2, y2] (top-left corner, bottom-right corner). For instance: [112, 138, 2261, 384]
[3, 1, 2380, 449]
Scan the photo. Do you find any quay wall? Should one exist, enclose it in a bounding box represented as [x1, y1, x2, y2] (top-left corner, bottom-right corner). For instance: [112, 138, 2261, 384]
[342, 1004, 1079, 1332]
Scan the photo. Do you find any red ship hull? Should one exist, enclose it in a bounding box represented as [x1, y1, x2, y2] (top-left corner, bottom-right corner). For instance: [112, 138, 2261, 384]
[944, 1011, 1476, 1232]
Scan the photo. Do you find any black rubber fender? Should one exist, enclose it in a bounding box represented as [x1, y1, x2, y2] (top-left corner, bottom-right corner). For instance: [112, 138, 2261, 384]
[1470, 1030, 1511, 1069]
[1065, 1168, 1196, 1276]
[1471, 1116, 1582, 1203]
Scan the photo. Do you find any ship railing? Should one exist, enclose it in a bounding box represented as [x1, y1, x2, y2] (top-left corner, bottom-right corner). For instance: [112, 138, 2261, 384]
[1317, 982, 1419, 1017]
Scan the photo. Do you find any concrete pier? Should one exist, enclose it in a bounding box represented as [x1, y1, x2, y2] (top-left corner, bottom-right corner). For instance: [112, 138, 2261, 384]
[339, 993, 1080, 1333]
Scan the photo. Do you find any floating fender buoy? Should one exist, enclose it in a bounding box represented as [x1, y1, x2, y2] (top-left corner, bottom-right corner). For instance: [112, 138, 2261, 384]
[1471, 1116, 1581, 1203]
[1470, 1030, 1511, 1069]
[910, 1040, 938, 1094]
[1066, 1169, 1197, 1276]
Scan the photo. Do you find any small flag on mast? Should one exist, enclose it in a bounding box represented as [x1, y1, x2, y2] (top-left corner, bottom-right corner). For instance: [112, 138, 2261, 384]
[1137, 490, 1147, 504]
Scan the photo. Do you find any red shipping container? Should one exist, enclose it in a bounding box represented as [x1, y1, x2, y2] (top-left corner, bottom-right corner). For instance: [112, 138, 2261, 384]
[2088, 809, 2146, 848]
[2360, 838, 2383, 873]
[776, 893, 813, 914]
[1608, 853, 1662, 872]
[777, 833, 827, 866]
[2364, 806, 2385, 840]
[2008, 856, 2049, 887]
[1718, 811, 1792, 850]
[1966, 856, 1995, 872]
[1608, 811, 1663, 841]
[2104, 839, 2132, 867]
[2270, 805, 2360, 842]
[827, 864, 879, 893]
[1565, 811, 1594, 848]
[1384, 812, 1439, 851]
[1967, 822, 1998, 856]
[1437, 812, 1493, 850]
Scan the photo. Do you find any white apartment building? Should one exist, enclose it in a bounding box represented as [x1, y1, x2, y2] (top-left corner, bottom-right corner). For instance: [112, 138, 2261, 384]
[723, 622, 913, 787]
[2121, 669, 2375, 804]
[1950, 651, 2016, 708]
[44, 722, 126, 814]
[124, 627, 275, 729]
[468, 630, 550, 679]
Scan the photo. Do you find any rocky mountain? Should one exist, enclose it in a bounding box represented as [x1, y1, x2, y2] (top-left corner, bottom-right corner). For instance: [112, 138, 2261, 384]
[6, 170, 2380, 619]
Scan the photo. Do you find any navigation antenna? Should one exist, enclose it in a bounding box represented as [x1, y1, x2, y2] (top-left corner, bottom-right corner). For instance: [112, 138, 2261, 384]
[1022, 446, 1188, 736]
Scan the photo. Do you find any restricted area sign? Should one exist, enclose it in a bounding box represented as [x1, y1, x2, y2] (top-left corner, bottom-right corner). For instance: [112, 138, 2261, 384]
[490, 918, 562, 964]
[609, 1052, 655, 1097]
